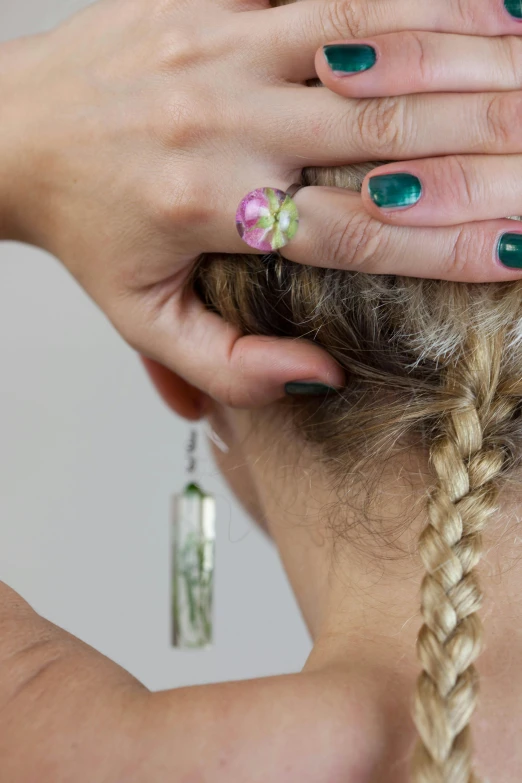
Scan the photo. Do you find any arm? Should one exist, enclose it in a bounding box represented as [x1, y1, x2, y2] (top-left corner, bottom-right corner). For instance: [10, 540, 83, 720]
[0, 582, 250, 781]
[0, 582, 358, 783]
[0, 581, 146, 781]
[0, 40, 26, 243]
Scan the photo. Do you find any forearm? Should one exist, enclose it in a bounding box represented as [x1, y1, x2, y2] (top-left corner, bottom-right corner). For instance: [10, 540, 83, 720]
[0, 35, 47, 244]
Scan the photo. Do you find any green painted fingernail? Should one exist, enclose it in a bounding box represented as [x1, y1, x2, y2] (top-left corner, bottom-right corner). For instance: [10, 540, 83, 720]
[323, 44, 376, 74]
[498, 233, 522, 268]
[368, 173, 422, 209]
[505, 0, 522, 20]
[285, 381, 337, 396]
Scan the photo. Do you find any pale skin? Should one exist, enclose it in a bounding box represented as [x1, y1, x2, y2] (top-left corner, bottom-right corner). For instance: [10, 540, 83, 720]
[4, 0, 522, 413]
[3, 367, 521, 781]
[197, 395, 522, 783]
[5, 0, 522, 778]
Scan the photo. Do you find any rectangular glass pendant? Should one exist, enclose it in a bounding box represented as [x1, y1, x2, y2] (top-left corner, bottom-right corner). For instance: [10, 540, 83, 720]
[171, 482, 216, 649]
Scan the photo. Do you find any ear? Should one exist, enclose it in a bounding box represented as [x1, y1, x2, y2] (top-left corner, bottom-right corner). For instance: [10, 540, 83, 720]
[140, 357, 209, 421]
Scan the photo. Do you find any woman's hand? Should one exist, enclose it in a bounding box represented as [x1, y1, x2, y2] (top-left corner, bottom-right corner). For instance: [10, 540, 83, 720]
[315, 9, 522, 280]
[2, 0, 522, 410]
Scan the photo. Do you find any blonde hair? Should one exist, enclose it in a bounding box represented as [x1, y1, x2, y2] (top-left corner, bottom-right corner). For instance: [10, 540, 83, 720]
[193, 13, 522, 781]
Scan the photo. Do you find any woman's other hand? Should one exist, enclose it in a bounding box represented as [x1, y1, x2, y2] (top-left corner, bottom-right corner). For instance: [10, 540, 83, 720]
[316, 3, 522, 280]
[1, 0, 522, 410]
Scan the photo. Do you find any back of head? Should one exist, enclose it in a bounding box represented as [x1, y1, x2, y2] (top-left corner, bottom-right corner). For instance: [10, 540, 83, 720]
[193, 4, 522, 778]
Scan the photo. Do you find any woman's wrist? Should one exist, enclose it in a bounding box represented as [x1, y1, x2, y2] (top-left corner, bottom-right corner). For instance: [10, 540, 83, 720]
[0, 35, 47, 244]
[0, 40, 22, 241]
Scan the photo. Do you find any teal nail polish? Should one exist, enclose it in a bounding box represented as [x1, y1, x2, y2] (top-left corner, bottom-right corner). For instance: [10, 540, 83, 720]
[505, 0, 522, 20]
[368, 173, 422, 209]
[498, 233, 522, 268]
[285, 381, 337, 396]
[323, 44, 376, 74]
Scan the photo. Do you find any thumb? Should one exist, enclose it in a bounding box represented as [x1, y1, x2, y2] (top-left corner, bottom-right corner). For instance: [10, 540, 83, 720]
[137, 290, 344, 408]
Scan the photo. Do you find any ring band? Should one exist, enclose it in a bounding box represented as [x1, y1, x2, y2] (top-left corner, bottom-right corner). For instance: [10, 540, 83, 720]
[235, 184, 303, 252]
[285, 182, 305, 199]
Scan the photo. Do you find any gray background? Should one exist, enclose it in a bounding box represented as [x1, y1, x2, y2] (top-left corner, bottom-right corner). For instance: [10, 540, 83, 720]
[0, 0, 310, 690]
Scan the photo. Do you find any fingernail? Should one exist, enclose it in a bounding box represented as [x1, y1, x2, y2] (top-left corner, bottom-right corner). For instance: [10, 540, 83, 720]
[285, 381, 338, 396]
[368, 173, 422, 209]
[505, 0, 522, 20]
[323, 44, 376, 74]
[498, 232, 522, 268]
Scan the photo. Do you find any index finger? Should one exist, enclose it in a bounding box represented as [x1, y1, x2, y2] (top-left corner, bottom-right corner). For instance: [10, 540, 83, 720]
[261, 0, 522, 82]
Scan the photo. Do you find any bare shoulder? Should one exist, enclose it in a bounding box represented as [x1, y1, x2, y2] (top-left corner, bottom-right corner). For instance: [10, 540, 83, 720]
[0, 583, 376, 782]
[136, 669, 376, 783]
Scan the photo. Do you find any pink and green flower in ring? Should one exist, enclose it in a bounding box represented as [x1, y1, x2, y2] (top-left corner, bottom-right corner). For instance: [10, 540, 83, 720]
[235, 187, 299, 251]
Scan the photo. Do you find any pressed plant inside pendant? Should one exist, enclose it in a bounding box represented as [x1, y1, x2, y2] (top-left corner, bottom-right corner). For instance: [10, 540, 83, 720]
[171, 432, 216, 649]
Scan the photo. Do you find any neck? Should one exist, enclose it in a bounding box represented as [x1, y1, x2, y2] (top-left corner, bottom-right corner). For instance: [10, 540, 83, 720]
[212, 403, 522, 780]
[245, 434, 522, 781]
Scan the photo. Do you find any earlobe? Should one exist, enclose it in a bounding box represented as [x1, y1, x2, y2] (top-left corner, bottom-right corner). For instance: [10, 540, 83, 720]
[140, 357, 209, 421]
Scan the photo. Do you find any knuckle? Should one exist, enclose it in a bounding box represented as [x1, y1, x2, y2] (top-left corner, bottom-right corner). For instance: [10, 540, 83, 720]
[158, 35, 203, 72]
[453, 0, 478, 32]
[483, 92, 521, 149]
[501, 36, 522, 88]
[329, 212, 388, 271]
[159, 25, 231, 73]
[353, 97, 406, 158]
[432, 155, 475, 211]
[436, 0, 506, 36]
[319, 0, 367, 40]
[154, 173, 213, 230]
[443, 226, 486, 280]
[156, 90, 213, 149]
[403, 31, 433, 86]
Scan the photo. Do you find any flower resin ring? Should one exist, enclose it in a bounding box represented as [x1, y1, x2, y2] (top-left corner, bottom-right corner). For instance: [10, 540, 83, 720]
[235, 186, 300, 251]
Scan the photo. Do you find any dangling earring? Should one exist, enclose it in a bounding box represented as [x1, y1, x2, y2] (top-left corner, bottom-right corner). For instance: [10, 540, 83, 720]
[171, 427, 216, 649]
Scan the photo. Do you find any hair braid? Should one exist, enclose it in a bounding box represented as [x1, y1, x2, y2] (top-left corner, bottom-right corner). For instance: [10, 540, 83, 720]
[412, 328, 519, 782]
